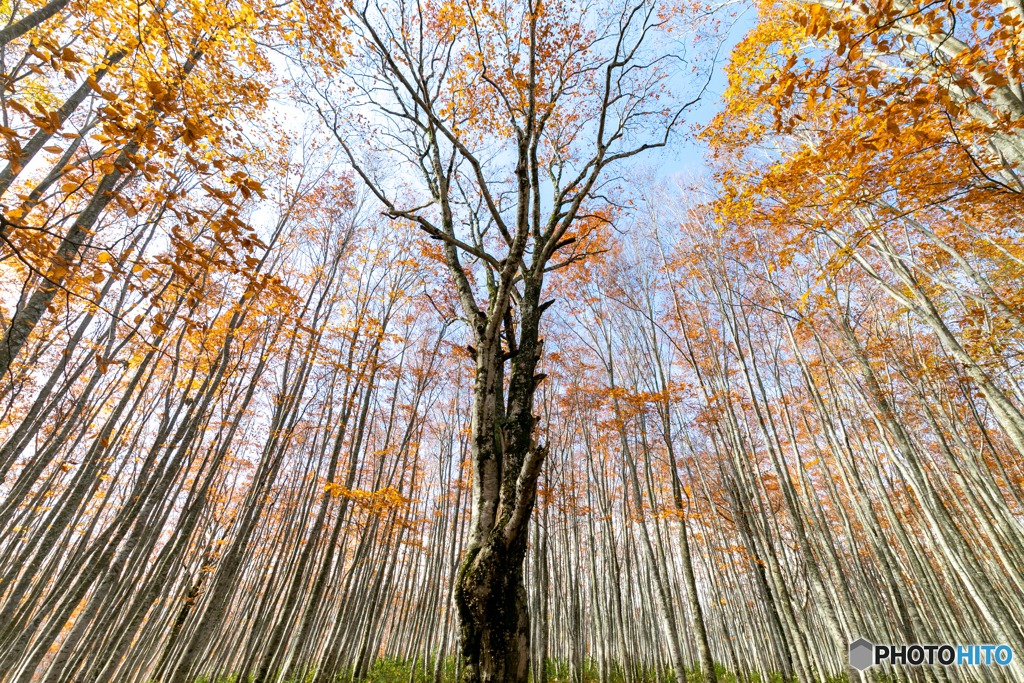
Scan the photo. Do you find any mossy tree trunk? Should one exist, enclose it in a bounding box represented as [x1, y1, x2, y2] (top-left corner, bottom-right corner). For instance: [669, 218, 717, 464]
[454, 286, 547, 683]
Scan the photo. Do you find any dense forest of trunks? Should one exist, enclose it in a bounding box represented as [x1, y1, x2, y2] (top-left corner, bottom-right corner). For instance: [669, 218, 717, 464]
[1, 0, 1023, 682]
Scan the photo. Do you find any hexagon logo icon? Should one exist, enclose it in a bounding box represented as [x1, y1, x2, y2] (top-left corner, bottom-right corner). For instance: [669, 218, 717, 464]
[849, 638, 875, 671]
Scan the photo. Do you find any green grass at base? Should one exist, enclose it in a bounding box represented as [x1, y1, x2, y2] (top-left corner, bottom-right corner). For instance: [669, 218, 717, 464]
[175, 656, 912, 683]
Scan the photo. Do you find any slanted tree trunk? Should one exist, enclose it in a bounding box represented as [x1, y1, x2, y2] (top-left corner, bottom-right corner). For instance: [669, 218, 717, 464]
[0, 0, 73, 48]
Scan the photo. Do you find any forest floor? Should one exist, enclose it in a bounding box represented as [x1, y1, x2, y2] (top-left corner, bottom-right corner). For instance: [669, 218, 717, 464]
[178, 657, 895, 683]
[359, 658, 892, 683]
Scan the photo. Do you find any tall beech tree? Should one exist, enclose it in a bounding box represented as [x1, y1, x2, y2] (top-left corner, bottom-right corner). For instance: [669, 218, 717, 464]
[300, 0, 712, 680]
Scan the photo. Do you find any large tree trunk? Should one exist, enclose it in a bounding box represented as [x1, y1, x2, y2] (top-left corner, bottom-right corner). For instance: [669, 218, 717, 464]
[455, 536, 532, 683]
[454, 288, 547, 683]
